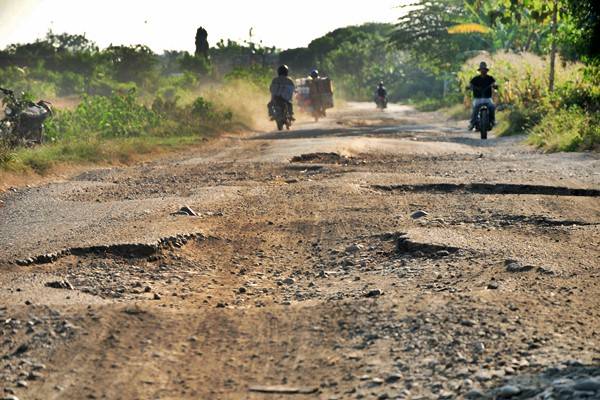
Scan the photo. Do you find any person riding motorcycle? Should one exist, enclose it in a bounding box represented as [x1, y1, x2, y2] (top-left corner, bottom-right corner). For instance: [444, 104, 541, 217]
[376, 81, 387, 98]
[308, 69, 323, 113]
[374, 81, 388, 109]
[269, 64, 296, 120]
[468, 61, 498, 130]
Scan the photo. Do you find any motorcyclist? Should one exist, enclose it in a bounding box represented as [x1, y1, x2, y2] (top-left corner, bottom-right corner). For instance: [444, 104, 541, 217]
[376, 81, 387, 98]
[468, 61, 497, 130]
[269, 64, 296, 120]
[308, 69, 323, 113]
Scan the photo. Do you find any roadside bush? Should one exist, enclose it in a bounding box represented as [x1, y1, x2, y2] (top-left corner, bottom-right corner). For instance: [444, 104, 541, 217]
[46, 90, 160, 140]
[527, 107, 600, 152]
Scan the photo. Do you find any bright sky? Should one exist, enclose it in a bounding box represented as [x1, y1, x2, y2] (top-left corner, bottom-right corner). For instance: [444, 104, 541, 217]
[0, 0, 408, 52]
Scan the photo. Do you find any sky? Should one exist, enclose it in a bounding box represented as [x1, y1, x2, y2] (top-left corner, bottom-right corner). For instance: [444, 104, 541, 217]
[0, 0, 409, 52]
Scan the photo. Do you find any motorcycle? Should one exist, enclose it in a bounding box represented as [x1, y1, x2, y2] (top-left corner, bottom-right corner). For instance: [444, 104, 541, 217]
[474, 102, 492, 140]
[269, 97, 293, 131]
[470, 83, 497, 140]
[311, 102, 326, 122]
[1, 87, 52, 147]
[375, 95, 388, 110]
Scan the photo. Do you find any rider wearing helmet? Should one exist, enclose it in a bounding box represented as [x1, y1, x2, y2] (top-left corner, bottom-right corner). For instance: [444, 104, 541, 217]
[310, 69, 319, 79]
[376, 81, 387, 98]
[269, 64, 296, 119]
[468, 62, 498, 130]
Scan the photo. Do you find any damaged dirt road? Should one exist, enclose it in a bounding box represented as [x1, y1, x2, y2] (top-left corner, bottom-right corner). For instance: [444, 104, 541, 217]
[1, 103, 599, 400]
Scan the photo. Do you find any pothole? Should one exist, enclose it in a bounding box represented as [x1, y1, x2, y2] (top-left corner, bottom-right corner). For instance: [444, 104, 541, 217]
[372, 183, 600, 197]
[14, 232, 208, 266]
[290, 152, 353, 164]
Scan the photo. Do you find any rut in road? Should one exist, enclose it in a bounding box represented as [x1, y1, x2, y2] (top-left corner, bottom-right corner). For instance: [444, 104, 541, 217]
[372, 182, 600, 197]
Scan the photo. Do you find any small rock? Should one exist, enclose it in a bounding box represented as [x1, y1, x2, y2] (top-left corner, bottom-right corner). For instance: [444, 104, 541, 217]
[474, 371, 492, 381]
[487, 281, 499, 290]
[537, 266, 555, 275]
[460, 319, 476, 327]
[153, 293, 161, 300]
[172, 206, 198, 216]
[504, 261, 534, 273]
[283, 277, 295, 285]
[2, 395, 20, 400]
[497, 385, 521, 398]
[573, 377, 600, 392]
[371, 377, 384, 385]
[465, 389, 485, 399]
[238, 287, 247, 294]
[45, 279, 74, 290]
[345, 244, 363, 254]
[365, 289, 383, 298]
[411, 210, 428, 219]
[385, 373, 402, 383]
[16, 381, 28, 388]
[27, 371, 43, 381]
[473, 342, 485, 354]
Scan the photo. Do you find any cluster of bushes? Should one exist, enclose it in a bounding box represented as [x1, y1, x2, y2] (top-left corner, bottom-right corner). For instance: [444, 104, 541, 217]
[457, 53, 599, 152]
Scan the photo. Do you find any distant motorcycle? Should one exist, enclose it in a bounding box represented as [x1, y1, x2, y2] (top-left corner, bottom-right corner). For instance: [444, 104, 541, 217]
[269, 97, 293, 131]
[475, 102, 492, 140]
[311, 102, 326, 122]
[1, 87, 52, 147]
[471, 83, 497, 140]
[375, 95, 387, 110]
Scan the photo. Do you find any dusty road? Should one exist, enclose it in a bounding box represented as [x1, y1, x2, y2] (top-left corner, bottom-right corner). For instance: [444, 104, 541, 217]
[1, 103, 599, 400]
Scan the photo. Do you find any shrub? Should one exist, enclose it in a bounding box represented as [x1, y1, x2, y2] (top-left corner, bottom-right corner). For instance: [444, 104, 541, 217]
[527, 106, 600, 152]
[45, 90, 160, 140]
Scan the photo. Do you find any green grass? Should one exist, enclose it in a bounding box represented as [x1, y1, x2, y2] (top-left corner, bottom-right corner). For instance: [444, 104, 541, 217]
[2, 135, 203, 175]
[527, 107, 600, 152]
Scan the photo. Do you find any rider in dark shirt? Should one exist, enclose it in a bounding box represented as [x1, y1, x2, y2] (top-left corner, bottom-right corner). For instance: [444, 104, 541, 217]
[376, 82, 387, 98]
[468, 62, 497, 130]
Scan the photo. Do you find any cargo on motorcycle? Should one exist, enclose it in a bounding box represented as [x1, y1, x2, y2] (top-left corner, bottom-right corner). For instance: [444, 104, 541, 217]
[1, 87, 52, 147]
[295, 69, 334, 122]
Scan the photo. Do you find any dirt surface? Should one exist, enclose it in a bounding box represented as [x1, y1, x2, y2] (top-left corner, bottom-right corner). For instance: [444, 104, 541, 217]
[1, 103, 599, 400]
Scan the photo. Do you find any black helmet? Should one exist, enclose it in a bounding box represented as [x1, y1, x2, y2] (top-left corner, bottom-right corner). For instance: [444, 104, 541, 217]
[310, 69, 319, 79]
[277, 65, 289, 76]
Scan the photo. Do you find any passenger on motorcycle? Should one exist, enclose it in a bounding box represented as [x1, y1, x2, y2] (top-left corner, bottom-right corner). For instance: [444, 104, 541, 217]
[468, 62, 498, 131]
[269, 65, 296, 120]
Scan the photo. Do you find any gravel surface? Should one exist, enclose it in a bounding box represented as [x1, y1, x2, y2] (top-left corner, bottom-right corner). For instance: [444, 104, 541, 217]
[0, 103, 598, 399]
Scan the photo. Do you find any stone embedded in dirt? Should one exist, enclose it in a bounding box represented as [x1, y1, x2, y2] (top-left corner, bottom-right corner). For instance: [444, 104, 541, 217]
[496, 385, 521, 398]
[411, 210, 428, 219]
[16, 380, 28, 388]
[365, 289, 383, 298]
[32, 363, 46, 370]
[1, 395, 20, 400]
[45, 279, 74, 290]
[153, 293, 161, 300]
[238, 287, 247, 294]
[504, 260, 534, 273]
[460, 319, 477, 327]
[282, 277, 295, 285]
[573, 377, 600, 392]
[171, 206, 198, 216]
[27, 371, 43, 381]
[345, 243, 363, 254]
[537, 266, 555, 275]
[385, 373, 402, 383]
[487, 281, 499, 290]
[465, 389, 485, 399]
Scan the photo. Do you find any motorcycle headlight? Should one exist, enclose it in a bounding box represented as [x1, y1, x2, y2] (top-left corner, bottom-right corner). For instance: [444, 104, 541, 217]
[5, 107, 12, 116]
